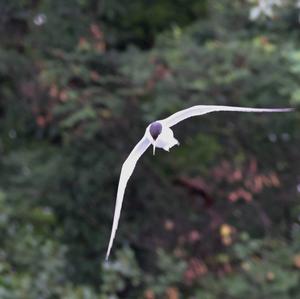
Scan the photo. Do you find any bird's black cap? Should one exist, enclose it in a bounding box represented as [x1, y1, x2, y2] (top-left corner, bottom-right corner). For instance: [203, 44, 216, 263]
[149, 122, 162, 140]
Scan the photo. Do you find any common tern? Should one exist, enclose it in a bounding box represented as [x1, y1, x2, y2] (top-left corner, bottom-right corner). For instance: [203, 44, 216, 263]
[105, 105, 293, 260]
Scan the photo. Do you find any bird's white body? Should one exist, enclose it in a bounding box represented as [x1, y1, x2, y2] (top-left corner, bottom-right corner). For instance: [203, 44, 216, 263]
[105, 105, 293, 260]
[145, 123, 179, 154]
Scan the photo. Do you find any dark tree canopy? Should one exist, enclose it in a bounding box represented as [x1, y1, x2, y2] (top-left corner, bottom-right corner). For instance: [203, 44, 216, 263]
[0, 0, 299, 298]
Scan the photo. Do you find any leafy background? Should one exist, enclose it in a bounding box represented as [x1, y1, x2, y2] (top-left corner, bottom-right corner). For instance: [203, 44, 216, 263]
[0, 0, 300, 298]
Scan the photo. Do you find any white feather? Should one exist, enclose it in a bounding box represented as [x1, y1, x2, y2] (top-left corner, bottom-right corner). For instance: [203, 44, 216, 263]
[162, 105, 293, 128]
[105, 135, 150, 260]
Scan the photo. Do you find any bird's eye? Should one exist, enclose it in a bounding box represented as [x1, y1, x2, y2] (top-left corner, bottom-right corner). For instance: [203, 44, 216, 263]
[149, 122, 162, 140]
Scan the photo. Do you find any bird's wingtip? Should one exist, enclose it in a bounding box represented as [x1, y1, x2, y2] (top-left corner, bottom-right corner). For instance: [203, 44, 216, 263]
[283, 108, 294, 111]
[105, 245, 111, 261]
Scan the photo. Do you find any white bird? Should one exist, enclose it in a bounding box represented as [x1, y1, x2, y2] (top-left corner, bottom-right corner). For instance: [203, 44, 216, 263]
[105, 105, 293, 260]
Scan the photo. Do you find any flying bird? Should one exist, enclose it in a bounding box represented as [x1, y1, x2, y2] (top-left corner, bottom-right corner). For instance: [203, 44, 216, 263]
[105, 105, 293, 260]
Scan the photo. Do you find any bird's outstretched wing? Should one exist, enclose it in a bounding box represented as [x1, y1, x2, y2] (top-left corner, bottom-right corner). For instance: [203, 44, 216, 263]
[106, 135, 151, 260]
[163, 105, 293, 127]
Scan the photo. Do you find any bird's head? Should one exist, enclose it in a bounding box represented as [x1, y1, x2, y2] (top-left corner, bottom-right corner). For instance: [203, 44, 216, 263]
[147, 121, 179, 155]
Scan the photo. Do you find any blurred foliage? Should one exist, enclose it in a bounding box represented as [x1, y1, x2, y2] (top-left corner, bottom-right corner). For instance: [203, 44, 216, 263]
[0, 0, 300, 298]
